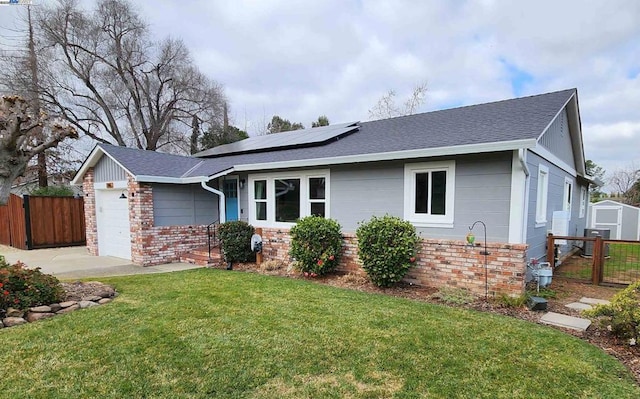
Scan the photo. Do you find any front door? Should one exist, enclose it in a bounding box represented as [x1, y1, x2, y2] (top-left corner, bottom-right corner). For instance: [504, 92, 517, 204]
[223, 177, 239, 221]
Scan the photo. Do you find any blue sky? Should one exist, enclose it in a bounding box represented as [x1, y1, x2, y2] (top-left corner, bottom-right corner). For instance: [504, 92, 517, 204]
[1, 0, 639, 183]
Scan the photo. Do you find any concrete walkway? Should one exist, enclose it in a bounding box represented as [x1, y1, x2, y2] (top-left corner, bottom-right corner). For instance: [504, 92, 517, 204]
[539, 297, 611, 332]
[0, 245, 202, 279]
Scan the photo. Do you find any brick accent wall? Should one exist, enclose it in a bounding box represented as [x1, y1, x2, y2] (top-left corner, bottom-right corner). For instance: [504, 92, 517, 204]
[82, 168, 98, 256]
[127, 177, 209, 266]
[260, 228, 527, 297]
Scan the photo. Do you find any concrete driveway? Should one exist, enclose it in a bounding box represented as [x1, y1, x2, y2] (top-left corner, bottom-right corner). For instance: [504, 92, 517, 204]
[0, 245, 202, 279]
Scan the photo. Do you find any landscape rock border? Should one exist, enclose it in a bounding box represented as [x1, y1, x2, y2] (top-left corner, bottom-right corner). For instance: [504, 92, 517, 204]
[1, 281, 117, 329]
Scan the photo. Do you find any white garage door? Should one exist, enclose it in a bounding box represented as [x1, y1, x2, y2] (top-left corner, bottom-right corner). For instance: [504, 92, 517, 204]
[96, 189, 132, 260]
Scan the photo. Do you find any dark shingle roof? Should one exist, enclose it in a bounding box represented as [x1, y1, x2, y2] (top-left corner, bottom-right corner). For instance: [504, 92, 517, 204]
[95, 88, 577, 180]
[98, 144, 203, 178]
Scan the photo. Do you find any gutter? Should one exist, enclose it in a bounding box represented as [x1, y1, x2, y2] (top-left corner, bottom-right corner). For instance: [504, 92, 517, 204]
[518, 149, 530, 177]
[201, 181, 227, 223]
[199, 168, 236, 223]
[519, 149, 530, 245]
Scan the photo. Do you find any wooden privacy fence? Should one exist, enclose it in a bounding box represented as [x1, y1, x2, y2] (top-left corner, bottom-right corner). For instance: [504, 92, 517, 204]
[0, 194, 85, 250]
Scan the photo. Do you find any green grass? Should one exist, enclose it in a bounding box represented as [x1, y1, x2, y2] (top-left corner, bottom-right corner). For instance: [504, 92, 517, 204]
[1, 269, 638, 398]
[606, 243, 640, 274]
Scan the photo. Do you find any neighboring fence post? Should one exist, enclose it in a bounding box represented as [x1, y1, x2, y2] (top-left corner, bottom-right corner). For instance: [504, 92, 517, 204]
[23, 195, 33, 250]
[547, 233, 555, 267]
[592, 235, 603, 285]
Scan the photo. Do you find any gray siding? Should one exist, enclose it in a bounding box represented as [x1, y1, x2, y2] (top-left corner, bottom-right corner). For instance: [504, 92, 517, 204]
[330, 153, 512, 242]
[95, 156, 128, 182]
[152, 183, 218, 227]
[539, 108, 575, 167]
[330, 162, 404, 231]
[526, 151, 587, 260]
[452, 153, 511, 242]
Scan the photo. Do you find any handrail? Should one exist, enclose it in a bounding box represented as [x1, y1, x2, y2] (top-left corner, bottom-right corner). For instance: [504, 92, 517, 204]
[206, 219, 220, 261]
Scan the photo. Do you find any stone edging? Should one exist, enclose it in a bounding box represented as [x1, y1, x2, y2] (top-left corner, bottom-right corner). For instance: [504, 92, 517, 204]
[1, 290, 117, 329]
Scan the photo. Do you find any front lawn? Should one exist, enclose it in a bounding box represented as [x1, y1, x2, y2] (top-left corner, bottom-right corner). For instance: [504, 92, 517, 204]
[1, 269, 638, 398]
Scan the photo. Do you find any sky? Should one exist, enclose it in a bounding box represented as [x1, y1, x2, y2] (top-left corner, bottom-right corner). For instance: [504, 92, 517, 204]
[1, 0, 639, 184]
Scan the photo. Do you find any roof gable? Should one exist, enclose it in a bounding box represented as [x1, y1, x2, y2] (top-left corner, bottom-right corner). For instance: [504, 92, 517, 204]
[71, 144, 203, 185]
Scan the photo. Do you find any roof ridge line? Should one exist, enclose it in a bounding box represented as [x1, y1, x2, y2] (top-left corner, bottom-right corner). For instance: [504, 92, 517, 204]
[362, 88, 577, 125]
[181, 160, 205, 178]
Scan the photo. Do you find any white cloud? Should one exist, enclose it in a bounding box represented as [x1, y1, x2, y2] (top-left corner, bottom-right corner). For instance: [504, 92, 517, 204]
[1, 0, 639, 177]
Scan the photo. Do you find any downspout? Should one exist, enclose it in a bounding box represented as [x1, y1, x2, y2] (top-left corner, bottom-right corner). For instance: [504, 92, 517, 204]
[201, 180, 226, 223]
[519, 149, 530, 246]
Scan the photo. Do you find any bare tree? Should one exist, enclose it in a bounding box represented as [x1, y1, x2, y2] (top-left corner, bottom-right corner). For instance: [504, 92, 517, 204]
[368, 82, 428, 120]
[0, 95, 77, 205]
[25, 0, 225, 153]
[608, 162, 640, 205]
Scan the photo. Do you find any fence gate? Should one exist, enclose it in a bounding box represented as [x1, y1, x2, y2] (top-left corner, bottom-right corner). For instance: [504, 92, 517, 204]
[0, 194, 85, 250]
[548, 234, 640, 286]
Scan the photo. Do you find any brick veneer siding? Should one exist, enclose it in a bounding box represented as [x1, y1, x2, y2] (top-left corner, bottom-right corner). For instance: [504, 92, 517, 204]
[127, 177, 209, 266]
[83, 173, 209, 266]
[82, 168, 98, 256]
[260, 228, 527, 297]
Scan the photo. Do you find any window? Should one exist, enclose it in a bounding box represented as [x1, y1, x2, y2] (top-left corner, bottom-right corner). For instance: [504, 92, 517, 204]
[404, 161, 455, 227]
[308, 177, 326, 217]
[275, 178, 300, 222]
[254, 180, 267, 220]
[579, 186, 587, 218]
[535, 165, 549, 225]
[564, 177, 573, 220]
[249, 170, 329, 226]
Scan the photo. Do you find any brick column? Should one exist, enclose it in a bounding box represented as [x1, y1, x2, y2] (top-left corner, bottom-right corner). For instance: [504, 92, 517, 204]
[128, 176, 154, 265]
[82, 168, 98, 255]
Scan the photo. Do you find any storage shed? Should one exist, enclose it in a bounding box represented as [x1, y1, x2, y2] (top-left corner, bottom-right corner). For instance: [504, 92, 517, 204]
[588, 200, 640, 240]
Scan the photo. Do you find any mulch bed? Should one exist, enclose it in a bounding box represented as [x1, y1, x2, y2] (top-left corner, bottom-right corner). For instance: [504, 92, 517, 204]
[222, 262, 640, 384]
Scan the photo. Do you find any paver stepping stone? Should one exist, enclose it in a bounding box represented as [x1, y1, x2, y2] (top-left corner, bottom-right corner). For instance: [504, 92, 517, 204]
[579, 297, 610, 306]
[540, 312, 591, 332]
[565, 302, 592, 311]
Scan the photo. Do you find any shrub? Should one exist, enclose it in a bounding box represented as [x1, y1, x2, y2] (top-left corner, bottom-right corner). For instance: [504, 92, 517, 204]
[584, 280, 640, 344]
[356, 215, 419, 287]
[431, 287, 476, 305]
[289, 216, 342, 276]
[0, 258, 65, 312]
[218, 221, 255, 263]
[496, 294, 529, 308]
[29, 185, 75, 197]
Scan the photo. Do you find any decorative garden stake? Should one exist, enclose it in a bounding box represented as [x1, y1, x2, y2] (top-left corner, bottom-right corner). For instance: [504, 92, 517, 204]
[466, 231, 475, 246]
[467, 221, 490, 299]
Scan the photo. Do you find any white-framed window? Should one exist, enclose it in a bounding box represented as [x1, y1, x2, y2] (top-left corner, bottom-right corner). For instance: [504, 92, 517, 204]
[535, 164, 549, 226]
[249, 170, 329, 227]
[579, 186, 587, 218]
[564, 177, 573, 220]
[403, 161, 455, 228]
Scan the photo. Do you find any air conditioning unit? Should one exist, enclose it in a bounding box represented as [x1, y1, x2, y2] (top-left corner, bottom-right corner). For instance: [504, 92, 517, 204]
[583, 228, 610, 257]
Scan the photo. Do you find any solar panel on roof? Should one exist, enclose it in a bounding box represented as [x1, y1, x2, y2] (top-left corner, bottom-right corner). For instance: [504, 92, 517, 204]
[194, 122, 359, 158]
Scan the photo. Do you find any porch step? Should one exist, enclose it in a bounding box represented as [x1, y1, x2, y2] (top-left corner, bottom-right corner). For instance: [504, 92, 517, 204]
[180, 246, 223, 267]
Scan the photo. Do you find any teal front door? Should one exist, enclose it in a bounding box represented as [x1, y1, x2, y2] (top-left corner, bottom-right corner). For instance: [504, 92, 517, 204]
[223, 178, 239, 221]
